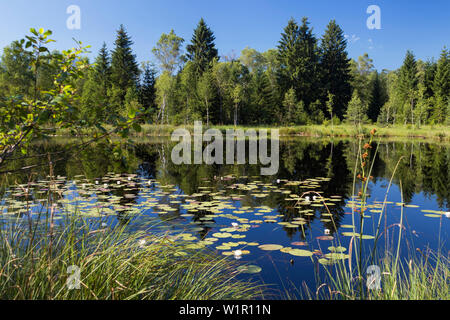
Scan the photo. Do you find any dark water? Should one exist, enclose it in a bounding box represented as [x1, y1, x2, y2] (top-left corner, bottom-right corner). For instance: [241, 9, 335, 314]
[1, 137, 449, 298]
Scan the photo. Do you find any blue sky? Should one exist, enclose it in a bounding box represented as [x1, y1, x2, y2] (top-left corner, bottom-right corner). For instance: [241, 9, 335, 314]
[0, 0, 448, 71]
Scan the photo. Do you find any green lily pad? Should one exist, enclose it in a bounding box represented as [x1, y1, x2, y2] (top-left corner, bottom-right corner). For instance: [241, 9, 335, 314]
[237, 265, 262, 274]
[328, 246, 347, 253]
[288, 249, 313, 257]
[258, 244, 283, 251]
[212, 232, 233, 238]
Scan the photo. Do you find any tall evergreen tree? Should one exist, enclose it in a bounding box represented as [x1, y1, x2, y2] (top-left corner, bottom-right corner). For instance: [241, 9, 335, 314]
[398, 50, 418, 124]
[296, 17, 320, 107]
[94, 42, 111, 101]
[320, 20, 352, 120]
[277, 18, 299, 98]
[139, 63, 157, 116]
[186, 18, 218, 76]
[277, 17, 320, 112]
[423, 60, 437, 99]
[110, 25, 140, 113]
[368, 71, 383, 122]
[80, 44, 111, 122]
[249, 69, 274, 124]
[432, 47, 449, 123]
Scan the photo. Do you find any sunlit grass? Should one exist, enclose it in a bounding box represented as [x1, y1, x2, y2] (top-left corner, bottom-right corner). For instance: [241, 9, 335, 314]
[0, 215, 263, 300]
[55, 123, 450, 141]
[297, 130, 449, 300]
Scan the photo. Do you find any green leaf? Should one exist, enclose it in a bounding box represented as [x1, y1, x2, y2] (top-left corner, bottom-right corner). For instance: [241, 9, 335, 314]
[132, 123, 141, 132]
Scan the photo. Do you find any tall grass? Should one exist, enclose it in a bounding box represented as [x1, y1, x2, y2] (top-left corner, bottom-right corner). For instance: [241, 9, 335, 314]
[0, 215, 263, 300]
[55, 124, 450, 141]
[301, 129, 449, 300]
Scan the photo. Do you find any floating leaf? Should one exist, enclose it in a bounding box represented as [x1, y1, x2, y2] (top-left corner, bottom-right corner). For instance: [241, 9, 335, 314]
[212, 232, 232, 238]
[288, 249, 313, 257]
[258, 244, 283, 251]
[328, 246, 347, 253]
[318, 258, 336, 266]
[316, 236, 334, 241]
[291, 241, 308, 246]
[237, 265, 262, 274]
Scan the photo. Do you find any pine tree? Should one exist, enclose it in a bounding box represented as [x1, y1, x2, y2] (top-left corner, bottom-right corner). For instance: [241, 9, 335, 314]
[186, 18, 218, 76]
[80, 44, 112, 122]
[250, 69, 274, 124]
[94, 42, 111, 103]
[110, 25, 140, 113]
[277, 19, 299, 98]
[320, 20, 352, 120]
[139, 63, 157, 116]
[398, 50, 418, 124]
[368, 71, 383, 122]
[296, 17, 320, 107]
[423, 60, 437, 99]
[432, 47, 449, 123]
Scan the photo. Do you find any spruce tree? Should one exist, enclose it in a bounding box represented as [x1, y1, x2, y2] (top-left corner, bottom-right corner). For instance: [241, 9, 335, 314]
[186, 18, 218, 76]
[398, 50, 418, 123]
[368, 71, 382, 122]
[140, 63, 157, 115]
[277, 18, 299, 98]
[110, 25, 140, 112]
[250, 69, 274, 124]
[296, 17, 320, 107]
[94, 42, 111, 101]
[432, 47, 449, 123]
[320, 20, 352, 120]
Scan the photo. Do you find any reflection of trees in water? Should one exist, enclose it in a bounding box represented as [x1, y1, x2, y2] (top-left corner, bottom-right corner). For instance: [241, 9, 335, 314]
[149, 140, 352, 239]
[3, 138, 449, 231]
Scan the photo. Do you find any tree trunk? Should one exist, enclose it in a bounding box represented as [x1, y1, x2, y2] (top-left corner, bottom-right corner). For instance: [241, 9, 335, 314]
[206, 97, 209, 127]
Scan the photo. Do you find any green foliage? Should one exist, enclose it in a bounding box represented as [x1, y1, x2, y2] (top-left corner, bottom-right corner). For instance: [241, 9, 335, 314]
[0, 19, 448, 130]
[152, 29, 185, 74]
[110, 25, 140, 115]
[139, 62, 157, 118]
[345, 90, 368, 126]
[0, 28, 90, 165]
[320, 20, 352, 120]
[0, 28, 144, 169]
[186, 18, 218, 76]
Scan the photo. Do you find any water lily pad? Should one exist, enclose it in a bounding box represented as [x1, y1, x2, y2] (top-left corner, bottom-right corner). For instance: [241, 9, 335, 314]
[328, 246, 347, 253]
[318, 258, 336, 266]
[316, 235, 334, 241]
[212, 232, 233, 238]
[237, 265, 262, 274]
[258, 244, 283, 251]
[288, 249, 313, 257]
[291, 241, 308, 246]
[324, 253, 349, 260]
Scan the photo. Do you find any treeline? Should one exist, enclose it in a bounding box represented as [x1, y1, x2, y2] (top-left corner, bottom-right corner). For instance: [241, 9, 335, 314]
[0, 18, 449, 126]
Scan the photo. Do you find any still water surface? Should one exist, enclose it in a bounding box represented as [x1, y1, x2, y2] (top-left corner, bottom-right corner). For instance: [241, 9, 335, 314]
[1, 137, 448, 297]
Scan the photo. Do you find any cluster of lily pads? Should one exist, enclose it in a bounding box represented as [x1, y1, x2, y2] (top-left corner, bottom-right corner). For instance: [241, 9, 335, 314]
[1, 172, 448, 274]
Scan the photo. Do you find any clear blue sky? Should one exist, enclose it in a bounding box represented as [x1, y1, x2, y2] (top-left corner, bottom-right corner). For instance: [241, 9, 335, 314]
[0, 0, 448, 71]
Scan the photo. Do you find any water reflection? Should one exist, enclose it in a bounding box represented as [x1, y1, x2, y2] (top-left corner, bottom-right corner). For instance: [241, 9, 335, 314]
[2, 138, 448, 235]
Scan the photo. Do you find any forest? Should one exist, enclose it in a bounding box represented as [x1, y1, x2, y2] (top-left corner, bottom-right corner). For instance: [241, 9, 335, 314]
[0, 17, 448, 129]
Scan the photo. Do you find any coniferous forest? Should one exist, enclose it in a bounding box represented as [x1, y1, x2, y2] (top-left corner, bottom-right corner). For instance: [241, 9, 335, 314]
[1, 18, 448, 128]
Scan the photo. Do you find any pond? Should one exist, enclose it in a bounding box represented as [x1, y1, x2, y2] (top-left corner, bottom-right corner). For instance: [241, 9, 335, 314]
[1, 136, 449, 298]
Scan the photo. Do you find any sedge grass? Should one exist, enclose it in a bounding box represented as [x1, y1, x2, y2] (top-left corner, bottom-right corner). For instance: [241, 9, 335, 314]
[0, 215, 263, 300]
[298, 129, 449, 300]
